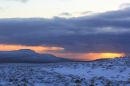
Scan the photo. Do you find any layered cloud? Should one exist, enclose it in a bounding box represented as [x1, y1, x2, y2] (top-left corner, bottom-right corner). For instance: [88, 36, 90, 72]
[0, 7, 130, 59]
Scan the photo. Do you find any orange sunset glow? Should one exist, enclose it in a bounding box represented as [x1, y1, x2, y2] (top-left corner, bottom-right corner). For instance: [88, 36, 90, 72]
[54, 52, 125, 61]
[0, 44, 64, 53]
[82, 53, 125, 60]
[0, 44, 126, 61]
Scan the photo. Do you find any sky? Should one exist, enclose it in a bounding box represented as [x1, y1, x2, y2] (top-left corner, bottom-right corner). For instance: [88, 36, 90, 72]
[0, 0, 130, 18]
[0, 0, 130, 60]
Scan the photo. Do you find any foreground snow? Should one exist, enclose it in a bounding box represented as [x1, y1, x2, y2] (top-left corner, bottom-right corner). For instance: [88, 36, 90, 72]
[0, 57, 129, 86]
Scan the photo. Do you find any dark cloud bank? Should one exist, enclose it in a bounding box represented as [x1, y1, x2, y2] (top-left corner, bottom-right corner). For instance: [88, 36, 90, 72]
[0, 7, 130, 55]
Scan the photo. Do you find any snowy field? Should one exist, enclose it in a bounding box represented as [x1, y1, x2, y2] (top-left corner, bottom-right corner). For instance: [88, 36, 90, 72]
[0, 57, 129, 86]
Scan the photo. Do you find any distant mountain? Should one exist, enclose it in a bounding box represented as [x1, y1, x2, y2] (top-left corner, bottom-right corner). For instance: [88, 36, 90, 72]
[0, 49, 71, 63]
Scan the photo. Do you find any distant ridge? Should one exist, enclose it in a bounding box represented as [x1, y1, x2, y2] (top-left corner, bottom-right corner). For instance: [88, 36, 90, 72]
[0, 49, 129, 63]
[0, 49, 72, 63]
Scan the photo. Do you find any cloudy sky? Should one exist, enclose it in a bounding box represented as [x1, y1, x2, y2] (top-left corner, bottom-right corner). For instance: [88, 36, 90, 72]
[0, 0, 130, 60]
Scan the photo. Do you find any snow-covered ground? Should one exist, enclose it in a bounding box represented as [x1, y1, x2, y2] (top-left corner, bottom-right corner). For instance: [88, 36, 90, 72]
[0, 57, 129, 86]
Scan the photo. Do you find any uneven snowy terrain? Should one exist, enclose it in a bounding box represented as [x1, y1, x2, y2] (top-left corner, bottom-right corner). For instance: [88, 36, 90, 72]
[0, 57, 129, 86]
